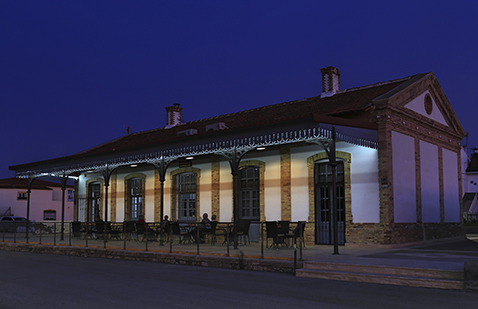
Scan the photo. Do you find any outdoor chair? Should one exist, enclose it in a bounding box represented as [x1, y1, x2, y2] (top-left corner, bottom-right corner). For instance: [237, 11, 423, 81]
[71, 221, 82, 239]
[171, 222, 191, 244]
[84, 223, 95, 239]
[237, 220, 251, 245]
[278, 220, 294, 245]
[293, 221, 306, 248]
[201, 221, 220, 244]
[124, 221, 137, 240]
[212, 222, 228, 245]
[108, 222, 122, 240]
[265, 221, 286, 249]
[222, 220, 251, 246]
[95, 221, 107, 240]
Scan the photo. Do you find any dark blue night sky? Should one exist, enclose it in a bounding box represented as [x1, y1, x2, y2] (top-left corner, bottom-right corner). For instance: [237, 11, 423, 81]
[1, 1, 477, 178]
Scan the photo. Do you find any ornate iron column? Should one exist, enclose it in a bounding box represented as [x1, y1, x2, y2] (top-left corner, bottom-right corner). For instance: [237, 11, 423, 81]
[98, 165, 117, 222]
[151, 157, 175, 245]
[216, 146, 254, 249]
[25, 176, 37, 243]
[57, 172, 71, 241]
[98, 165, 117, 247]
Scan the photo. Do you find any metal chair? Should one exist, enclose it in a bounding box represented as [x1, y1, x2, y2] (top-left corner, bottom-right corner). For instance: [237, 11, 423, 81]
[237, 220, 251, 245]
[265, 221, 286, 248]
[71, 221, 82, 239]
[171, 222, 191, 244]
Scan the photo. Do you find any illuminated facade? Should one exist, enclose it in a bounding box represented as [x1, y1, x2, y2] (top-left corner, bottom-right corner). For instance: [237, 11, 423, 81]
[10, 67, 466, 246]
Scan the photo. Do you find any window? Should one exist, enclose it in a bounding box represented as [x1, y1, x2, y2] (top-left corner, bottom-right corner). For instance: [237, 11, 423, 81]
[17, 192, 27, 200]
[67, 190, 74, 201]
[129, 178, 143, 220]
[89, 182, 101, 222]
[177, 172, 197, 221]
[239, 166, 260, 220]
[44, 210, 56, 220]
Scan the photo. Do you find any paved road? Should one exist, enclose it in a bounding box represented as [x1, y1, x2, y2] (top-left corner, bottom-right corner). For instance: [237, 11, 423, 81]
[1, 251, 478, 309]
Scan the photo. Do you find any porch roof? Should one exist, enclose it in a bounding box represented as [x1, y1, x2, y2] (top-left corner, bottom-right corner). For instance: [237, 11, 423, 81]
[9, 74, 416, 177]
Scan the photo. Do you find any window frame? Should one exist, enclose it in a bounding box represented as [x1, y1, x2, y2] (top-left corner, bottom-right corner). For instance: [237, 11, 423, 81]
[176, 172, 198, 222]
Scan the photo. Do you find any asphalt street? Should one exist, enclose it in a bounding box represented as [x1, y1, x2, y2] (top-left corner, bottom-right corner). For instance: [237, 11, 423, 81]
[1, 250, 478, 309]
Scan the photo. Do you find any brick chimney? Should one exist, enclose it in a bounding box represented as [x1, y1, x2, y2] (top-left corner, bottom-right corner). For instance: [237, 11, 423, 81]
[320, 66, 341, 97]
[165, 103, 182, 128]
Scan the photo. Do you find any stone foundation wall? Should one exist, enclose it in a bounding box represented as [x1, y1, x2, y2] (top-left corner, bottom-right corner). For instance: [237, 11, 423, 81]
[0, 243, 300, 274]
[389, 223, 464, 245]
[345, 222, 464, 246]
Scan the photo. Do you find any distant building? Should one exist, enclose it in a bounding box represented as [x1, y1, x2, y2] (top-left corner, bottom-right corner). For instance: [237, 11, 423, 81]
[0, 177, 74, 221]
[463, 151, 478, 220]
[9, 67, 466, 246]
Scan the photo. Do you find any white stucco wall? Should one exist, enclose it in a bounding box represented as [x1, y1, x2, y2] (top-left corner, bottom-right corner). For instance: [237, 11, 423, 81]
[219, 160, 233, 222]
[196, 162, 212, 218]
[443, 148, 460, 222]
[420, 140, 440, 222]
[258, 150, 282, 221]
[341, 143, 380, 223]
[290, 146, 314, 222]
[404, 91, 448, 126]
[392, 131, 417, 223]
[0, 187, 74, 221]
[290, 143, 380, 224]
[77, 141, 381, 225]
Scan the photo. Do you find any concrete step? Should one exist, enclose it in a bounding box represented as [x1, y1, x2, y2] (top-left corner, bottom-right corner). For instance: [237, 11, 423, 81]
[296, 260, 465, 290]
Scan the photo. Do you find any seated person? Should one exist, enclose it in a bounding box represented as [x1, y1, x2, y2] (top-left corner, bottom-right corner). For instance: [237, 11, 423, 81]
[193, 213, 212, 243]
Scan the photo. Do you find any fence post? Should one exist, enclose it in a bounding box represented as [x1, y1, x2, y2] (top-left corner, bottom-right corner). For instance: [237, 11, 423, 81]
[169, 226, 173, 253]
[196, 222, 200, 255]
[145, 225, 149, 252]
[53, 223, 57, 246]
[85, 223, 89, 248]
[38, 223, 42, 244]
[123, 222, 127, 250]
[261, 222, 264, 259]
[226, 223, 230, 257]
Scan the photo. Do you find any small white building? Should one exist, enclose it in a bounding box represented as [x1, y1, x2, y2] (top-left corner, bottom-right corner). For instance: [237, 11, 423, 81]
[0, 178, 74, 221]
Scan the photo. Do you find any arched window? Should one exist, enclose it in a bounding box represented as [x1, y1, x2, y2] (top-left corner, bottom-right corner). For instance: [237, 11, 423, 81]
[128, 178, 143, 220]
[176, 172, 197, 221]
[239, 166, 260, 220]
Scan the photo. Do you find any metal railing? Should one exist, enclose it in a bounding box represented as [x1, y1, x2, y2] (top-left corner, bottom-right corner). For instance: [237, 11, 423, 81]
[0, 220, 308, 265]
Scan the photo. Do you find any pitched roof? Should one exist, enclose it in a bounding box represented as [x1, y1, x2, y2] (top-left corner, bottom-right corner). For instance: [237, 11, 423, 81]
[75, 75, 414, 157]
[0, 178, 73, 190]
[9, 73, 420, 172]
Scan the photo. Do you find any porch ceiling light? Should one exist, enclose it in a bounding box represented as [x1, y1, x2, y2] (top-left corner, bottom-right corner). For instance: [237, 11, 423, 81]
[256, 147, 266, 151]
[130, 164, 138, 168]
[185, 156, 194, 160]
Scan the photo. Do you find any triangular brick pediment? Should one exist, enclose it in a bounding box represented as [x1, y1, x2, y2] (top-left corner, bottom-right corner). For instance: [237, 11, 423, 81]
[379, 73, 465, 138]
[404, 90, 448, 126]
